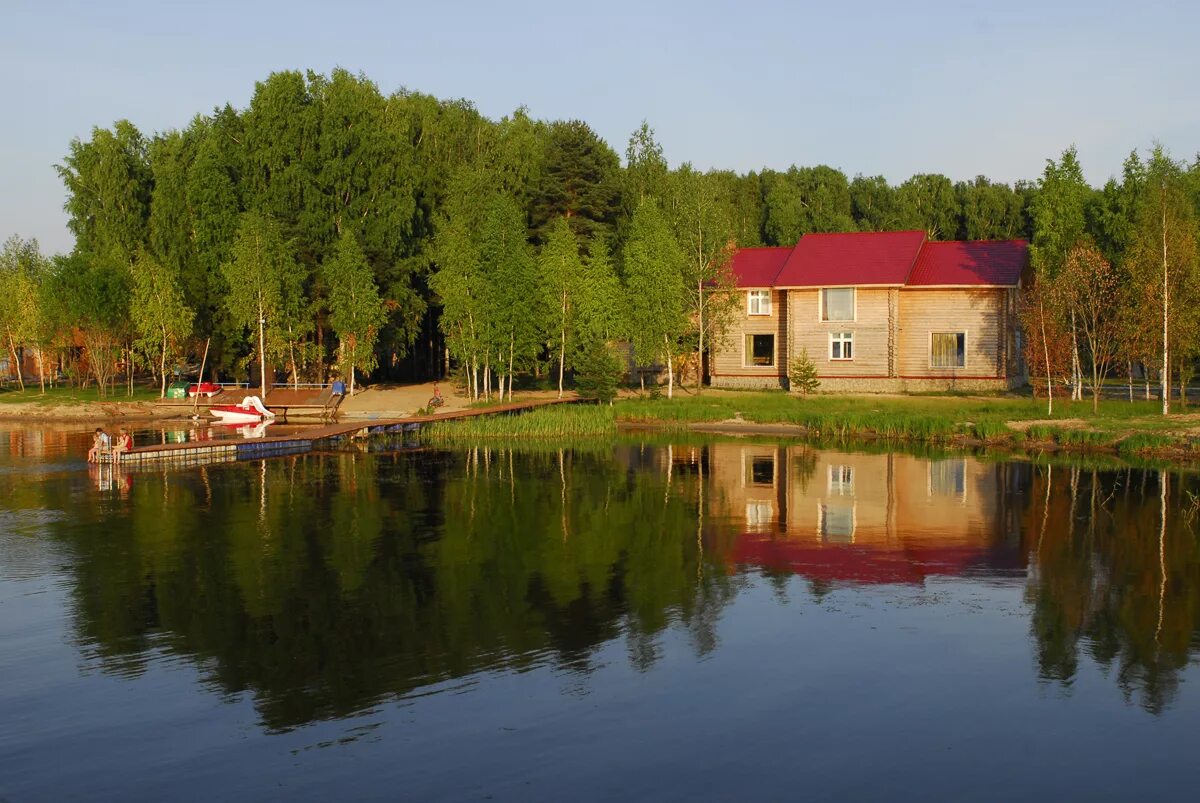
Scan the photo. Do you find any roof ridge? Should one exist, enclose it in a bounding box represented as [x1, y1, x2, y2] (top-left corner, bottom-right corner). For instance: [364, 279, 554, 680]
[902, 232, 929, 285]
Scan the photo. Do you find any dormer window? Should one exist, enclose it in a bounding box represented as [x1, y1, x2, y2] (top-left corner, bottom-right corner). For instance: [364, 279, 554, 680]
[747, 290, 771, 316]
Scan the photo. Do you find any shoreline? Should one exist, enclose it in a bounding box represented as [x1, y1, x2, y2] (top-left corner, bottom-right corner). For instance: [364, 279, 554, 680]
[615, 418, 1198, 465]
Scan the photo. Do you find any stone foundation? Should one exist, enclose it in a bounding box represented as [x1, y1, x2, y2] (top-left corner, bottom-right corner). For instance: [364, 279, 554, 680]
[710, 375, 789, 390]
[809, 377, 1018, 394]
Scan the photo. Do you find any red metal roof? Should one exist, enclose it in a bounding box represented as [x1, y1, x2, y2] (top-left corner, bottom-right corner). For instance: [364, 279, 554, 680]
[729, 534, 1021, 586]
[907, 240, 1028, 287]
[774, 230, 927, 287]
[728, 246, 791, 288]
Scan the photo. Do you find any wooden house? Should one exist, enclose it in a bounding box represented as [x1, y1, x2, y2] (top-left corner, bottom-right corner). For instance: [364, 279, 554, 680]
[710, 231, 1029, 392]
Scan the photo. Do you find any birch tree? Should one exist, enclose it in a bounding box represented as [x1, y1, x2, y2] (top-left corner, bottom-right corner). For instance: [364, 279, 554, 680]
[130, 249, 194, 397]
[0, 237, 43, 392]
[1031, 148, 1093, 401]
[1127, 147, 1200, 414]
[538, 217, 584, 398]
[1060, 243, 1120, 413]
[624, 199, 686, 398]
[222, 212, 298, 398]
[323, 231, 386, 395]
[666, 166, 739, 391]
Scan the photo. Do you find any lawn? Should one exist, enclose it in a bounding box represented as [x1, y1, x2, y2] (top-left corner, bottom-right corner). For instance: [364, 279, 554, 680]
[0, 385, 160, 405]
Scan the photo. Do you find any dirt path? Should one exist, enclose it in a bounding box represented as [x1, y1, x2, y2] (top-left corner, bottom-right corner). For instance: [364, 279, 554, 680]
[338, 382, 567, 419]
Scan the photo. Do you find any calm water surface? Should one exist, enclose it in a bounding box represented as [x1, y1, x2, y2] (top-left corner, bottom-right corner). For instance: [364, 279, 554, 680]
[2, 426, 1199, 801]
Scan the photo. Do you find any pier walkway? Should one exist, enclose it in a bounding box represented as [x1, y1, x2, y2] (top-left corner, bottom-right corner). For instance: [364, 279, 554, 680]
[117, 396, 580, 467]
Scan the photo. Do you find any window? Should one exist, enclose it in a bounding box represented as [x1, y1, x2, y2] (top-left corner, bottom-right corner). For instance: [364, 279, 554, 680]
[821, 288, 855, 321]
[929, 459, 967, 499]
[828, 464, 854, 496]
[746, 501, 774, 528]
[747, 289, 772, 316]
[829, 331, 853, 361]
[819, 503, 855, 542]
[931, 332, 966, 369]
[747, 456, 776, 486]
[745, 334, 775, 367]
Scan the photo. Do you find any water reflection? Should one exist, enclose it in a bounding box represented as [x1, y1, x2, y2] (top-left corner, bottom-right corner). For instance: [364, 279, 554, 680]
[4, 433, 1200, 730]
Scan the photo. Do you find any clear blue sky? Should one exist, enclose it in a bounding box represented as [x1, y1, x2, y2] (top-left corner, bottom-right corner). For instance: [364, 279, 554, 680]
[5, 0, 1199, 254]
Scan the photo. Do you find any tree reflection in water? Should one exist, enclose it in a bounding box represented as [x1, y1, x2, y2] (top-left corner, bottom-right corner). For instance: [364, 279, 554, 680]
[1024, 464, 1197, 714]
[41, 440, 1200, 727]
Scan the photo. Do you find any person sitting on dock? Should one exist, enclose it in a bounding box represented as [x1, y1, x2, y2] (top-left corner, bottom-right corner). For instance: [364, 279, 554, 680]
[87, 428, 111, 463]
[112, 428, 133, 464]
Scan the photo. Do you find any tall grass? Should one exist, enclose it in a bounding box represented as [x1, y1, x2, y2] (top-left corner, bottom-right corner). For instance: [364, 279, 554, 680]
[420, 403, 615, 442]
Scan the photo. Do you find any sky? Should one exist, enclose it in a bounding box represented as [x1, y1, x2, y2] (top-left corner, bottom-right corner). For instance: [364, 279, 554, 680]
[4, 0, 1199, 254]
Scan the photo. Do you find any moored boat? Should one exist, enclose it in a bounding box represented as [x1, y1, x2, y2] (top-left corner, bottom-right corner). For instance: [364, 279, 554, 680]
[210, 396, 276, 424]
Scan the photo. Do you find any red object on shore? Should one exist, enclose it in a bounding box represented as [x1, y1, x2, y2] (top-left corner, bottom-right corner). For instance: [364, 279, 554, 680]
[188, 382, 222, 398]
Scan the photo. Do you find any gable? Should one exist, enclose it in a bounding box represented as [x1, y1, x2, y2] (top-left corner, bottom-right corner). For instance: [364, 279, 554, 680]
[774, 230, 927, 287]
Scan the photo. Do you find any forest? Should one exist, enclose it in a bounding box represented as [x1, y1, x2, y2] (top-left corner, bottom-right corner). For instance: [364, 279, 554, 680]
[0, 67, 1197, 405]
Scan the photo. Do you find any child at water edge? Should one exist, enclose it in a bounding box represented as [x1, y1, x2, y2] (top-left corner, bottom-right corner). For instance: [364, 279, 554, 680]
[112, 429, 132, 464]
[87, 428, 110, 463]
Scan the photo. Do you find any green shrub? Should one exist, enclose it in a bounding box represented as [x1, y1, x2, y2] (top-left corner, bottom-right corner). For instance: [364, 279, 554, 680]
[575, 341, 623, 403]
[788, 349, 820, 395]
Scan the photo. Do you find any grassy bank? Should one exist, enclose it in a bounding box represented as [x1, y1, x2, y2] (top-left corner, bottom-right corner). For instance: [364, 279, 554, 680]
[0, 386, 160, 405]
[420, 389, 1200, 462]
[614, 391, 1200, 459]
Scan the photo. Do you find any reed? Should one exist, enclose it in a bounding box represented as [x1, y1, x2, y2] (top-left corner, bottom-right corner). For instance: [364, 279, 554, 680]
[419, 403, 615, 441]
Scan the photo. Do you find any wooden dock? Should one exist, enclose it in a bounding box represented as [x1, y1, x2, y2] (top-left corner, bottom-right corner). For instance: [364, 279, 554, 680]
[117, 396, 580, 467]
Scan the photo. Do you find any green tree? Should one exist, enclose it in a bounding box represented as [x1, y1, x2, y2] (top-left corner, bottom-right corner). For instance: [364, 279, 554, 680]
[476, 192, 536, 400]
[1031, 146, 1091, 403]
[850, 175, 900, 231]
[956, 176, 1024, 240]
[896, 173, 959, 239]
[0, 237, 45, 392]
[624, 199, 686, 397]
[539, 217, 585, 398]
[763, 165, 855, 245]
[56, 120, 152, 269]
[130, 249, 194, 397]
[221, 212, 299, 397]
[323, 231, 386, 395]
[624, 121, 669, 210]
[1126, 147, 1200, 414]
[667, 166, 739, 392]
[531, 120, 621, 244]
[788, 348, 820, 395]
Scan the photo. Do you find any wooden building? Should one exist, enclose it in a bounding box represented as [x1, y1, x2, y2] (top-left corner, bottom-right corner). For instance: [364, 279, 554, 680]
[703, 441, 1027, 584]
[710, 231, 1029, 392]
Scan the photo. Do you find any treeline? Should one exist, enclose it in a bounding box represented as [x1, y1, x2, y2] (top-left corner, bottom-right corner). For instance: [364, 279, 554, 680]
[1021, 147, 1200, 415]
[0, 67, 1197, 399]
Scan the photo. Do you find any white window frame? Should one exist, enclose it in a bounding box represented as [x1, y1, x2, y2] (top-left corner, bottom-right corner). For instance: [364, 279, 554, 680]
[744, 453, 777, 487]
[829, 331, 854, 361]
[744, 333, 776, 368]
[746, 500, 774, 529]
[818, 502, 856, 542]
[929, 331, 968, 370]
[927, 459, 968, 502]
[820, 287, 856, 322]
[827, 464, 854, 496]
[747, 289, 772, 316]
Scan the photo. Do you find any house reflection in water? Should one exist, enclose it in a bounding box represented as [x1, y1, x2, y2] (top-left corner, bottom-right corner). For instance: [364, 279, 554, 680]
[705, 442, 1029, 585]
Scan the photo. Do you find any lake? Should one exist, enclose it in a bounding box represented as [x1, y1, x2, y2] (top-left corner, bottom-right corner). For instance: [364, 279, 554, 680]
[1, 425, 1199, 801]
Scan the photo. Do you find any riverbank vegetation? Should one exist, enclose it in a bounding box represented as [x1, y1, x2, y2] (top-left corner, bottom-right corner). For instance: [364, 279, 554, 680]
[420, 390, 1200, 461]
[2, 68, 1198, 407]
